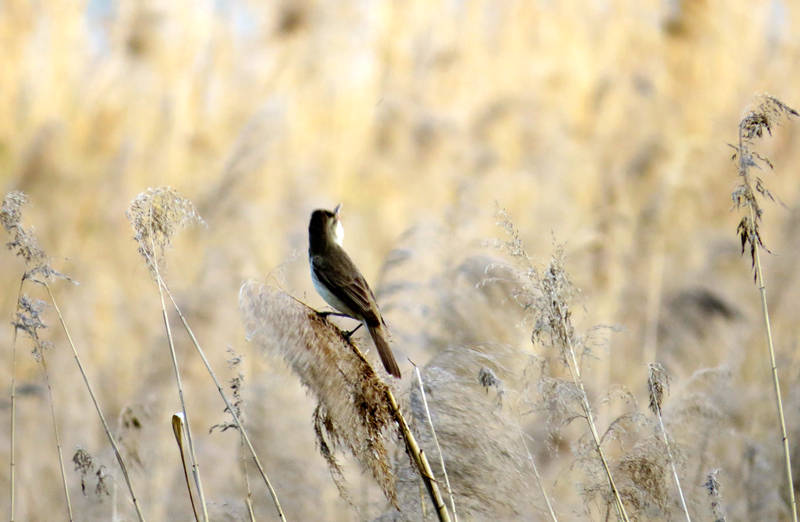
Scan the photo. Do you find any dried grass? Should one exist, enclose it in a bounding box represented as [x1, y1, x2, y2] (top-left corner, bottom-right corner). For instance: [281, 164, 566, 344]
[239, 281, 400, 507]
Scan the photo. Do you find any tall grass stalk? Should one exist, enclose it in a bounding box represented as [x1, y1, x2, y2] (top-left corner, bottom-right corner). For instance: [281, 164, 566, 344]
[15, 294, 73, 521]
[126, 188, 210, 521]
[161, 282, 285, 521]
[413, 365, 458, 522]
[240, 435, 257, 522]
[648, 363, 690, 521]
[749, 211, 796, 520]
[557, 310, 628, 522]
[42, 281, 146, 521]
[152, 254, 209, 522]
[38, 341, 74, 521]
[8, 277, 23, 522]
[385, 388, 451, 522]
[518, 426, 558, 522]
[498, 211, 628, 521]
[733, 96, 798, 521]
[240, 281, 448, 518]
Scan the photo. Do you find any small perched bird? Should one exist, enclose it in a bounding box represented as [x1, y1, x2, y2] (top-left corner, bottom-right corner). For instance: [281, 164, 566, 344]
[308, 205, 401, 378]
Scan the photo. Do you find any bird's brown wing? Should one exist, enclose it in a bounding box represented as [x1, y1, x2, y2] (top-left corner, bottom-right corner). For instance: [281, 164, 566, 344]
[311, 248, 382, 325]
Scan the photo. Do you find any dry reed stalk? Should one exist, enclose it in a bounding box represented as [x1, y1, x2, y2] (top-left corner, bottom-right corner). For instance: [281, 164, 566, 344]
[517, 425, 558, 522]
[239, 281, 450, 521]
[163, 283, 285, 520]
[2, 191, 146, 520]
[558, 310, 628, 522]
[413, 364, 458, 521]
[732, 95, 798, 521]
[14, 296, 73, 521]
[496, 210, 628, 521]
[647, 363, 690, 521]
[7, 277, 23, 522]
[42, 282, 146, 521]
[127, 187, 209, 521]
[1, 192, 38, 522]
[3, 193, 75, 520]
[153, 257, 209, 521]
[385, 387, 451, 522]
[240, 434, 257, 522]
[40, 344, 74, 522]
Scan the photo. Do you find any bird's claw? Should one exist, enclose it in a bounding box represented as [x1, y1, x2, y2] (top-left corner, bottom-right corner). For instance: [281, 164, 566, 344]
[343, 323, 363, 339]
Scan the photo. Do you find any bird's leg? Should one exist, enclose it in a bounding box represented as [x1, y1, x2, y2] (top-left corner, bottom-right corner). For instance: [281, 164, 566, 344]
[343, 323, 363, 339]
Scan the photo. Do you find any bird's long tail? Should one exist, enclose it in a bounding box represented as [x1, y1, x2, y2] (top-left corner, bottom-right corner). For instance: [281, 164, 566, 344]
[367, 323, 401, 378]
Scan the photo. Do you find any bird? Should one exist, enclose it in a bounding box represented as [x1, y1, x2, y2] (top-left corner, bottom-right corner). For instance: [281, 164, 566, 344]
[308, 205, 402, 378]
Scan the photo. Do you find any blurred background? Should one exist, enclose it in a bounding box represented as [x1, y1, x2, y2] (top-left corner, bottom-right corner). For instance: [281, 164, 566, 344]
[2, 0, 800, 520]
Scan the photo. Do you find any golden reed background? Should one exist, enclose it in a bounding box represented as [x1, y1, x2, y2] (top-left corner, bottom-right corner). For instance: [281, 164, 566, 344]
[2, 1, 800, 520]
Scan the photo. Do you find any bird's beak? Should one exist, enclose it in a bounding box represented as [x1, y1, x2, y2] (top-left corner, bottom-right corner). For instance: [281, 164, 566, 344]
[334, 203, 341, 217]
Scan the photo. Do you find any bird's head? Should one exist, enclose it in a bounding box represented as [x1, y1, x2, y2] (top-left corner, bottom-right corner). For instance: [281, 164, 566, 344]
[309, 204, 344, 249]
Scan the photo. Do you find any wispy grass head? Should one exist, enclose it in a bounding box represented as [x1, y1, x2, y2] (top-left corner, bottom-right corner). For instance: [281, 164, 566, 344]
[731, 95, 797, 273]
[738, 95, 798, 144]
[14, 294, 50, 360]
[647, 363, 670, 414]
[614, 439, 670, 517]
[393, 346, 539, 519]
[126, 187, 205, 272]
[1, 191, 55, 279]
[0, 191, 28, 231]
[239, 281, 399, 507]
[495, 207, 581, 362]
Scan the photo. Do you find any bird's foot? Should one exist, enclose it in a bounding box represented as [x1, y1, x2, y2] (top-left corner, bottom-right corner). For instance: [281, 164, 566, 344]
[343, 323, 363, 339]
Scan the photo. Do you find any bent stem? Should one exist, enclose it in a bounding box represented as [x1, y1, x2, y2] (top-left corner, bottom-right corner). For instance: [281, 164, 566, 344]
[43, 282, 146, 522]
[161, 281, 286, 521]
[338, 332, 449, 520]
[385, 388, 451, 522]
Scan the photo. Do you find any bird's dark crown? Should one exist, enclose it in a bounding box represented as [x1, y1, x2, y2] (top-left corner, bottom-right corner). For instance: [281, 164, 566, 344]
[309, 208, 338, 252]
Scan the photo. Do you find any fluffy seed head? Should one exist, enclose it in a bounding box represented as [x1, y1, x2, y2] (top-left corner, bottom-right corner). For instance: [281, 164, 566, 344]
[239, 280, 398, 506]
[126, 187, 205, 272]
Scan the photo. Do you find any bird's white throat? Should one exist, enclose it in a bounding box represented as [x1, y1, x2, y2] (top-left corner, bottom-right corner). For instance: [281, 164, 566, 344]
[333, 220, 344, 246]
